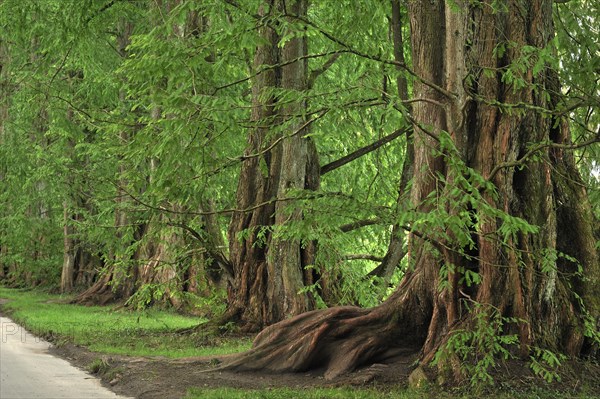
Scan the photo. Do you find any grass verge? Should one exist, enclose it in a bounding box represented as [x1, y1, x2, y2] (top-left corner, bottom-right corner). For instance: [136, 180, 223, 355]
[184, 387, 598, 399]
[184, 388, 421, 399]
[0, 287, 251, 358]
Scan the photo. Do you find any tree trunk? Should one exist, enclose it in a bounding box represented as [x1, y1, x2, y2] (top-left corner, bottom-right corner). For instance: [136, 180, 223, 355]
[75, 4, 233, 308]
[225, 0, 317, 331]
[266, 0, 315, 321]
[219, 0, 599, 380]
[186, 199, 231, 295]
[60, 106, 86, 294]
[225, 1, 281, 331]
[73, 19, 135, 305]
[0, 38, 9, 279]
[60, 201, 75, 293]
[368, 0, 413, 288]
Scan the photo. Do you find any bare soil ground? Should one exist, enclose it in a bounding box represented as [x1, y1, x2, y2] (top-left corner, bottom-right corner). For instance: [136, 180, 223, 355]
[50, 342, 418, 399]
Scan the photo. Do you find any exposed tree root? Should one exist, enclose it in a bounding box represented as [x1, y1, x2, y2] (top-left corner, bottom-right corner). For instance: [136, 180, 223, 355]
[73, 273, 128, 306]
[219, 302, 423, 380]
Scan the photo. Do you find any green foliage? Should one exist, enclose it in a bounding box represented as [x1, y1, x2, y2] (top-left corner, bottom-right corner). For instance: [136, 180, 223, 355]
[433, 303, 521, 389]
[582, 313, 600, 346]
[529, 347, 566, 383]
[125, 283, 171, 310]
[87, 357, 111, 374]
[554, 0, 600, 218]
[0, 4, 597, 399]
[0, 0, 597, 322]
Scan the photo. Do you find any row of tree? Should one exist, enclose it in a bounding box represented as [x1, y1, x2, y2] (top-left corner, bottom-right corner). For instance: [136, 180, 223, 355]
[1, 0, 599, 378]
[0, 0, 413, 325]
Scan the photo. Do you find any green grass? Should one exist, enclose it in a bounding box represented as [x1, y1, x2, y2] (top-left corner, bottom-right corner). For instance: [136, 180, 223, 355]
[184, 387, 599, 399]
[0, 287, 251, 358]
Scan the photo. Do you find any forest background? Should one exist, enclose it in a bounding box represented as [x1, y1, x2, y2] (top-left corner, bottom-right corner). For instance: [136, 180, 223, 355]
[0, 0, 599, 391]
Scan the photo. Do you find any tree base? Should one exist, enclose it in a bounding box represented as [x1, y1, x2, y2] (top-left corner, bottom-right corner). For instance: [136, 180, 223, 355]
[72, 274, 123, 306]
[218, 304, 423, 380]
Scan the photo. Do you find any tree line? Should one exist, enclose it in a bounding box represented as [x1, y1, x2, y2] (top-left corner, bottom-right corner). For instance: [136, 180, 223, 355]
[1, 0, 599, 381]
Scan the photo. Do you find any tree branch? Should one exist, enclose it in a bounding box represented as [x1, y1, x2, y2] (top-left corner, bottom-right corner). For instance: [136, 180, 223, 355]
[341, 254, 384, 262]
[213, 51, 348, 94]
[308, 52, 342, 89]
[338, 218, 382, 233]
[220, 0, 455, 100]
[194, 97, 385, 181]
[168, 222, 234, 281]
[84, 0, 119, 25]
[320, 126, 411, 175]
[114, 180, 345, 217]
[286, 14, 455, 99]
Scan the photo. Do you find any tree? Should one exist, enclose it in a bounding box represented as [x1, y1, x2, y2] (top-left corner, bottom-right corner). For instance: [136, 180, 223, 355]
[225, 0, 319, 331]
[2, 3, 597, 378]
[367, 0, 413, 289]
[0, 1, 68, 287]
[73, 2, 232, 308]
[219, 0, 599, 380]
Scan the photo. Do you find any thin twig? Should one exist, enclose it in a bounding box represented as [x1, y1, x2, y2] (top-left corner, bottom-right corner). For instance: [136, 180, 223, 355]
[213, 51, 349, 94]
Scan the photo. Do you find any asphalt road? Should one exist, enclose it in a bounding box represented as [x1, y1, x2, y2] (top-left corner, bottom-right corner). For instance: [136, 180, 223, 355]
[0, 316, 129, 399]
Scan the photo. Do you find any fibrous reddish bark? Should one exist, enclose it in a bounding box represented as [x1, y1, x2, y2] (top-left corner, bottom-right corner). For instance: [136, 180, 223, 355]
[225, 0, 318, 331]
[219, 0, 599, 379]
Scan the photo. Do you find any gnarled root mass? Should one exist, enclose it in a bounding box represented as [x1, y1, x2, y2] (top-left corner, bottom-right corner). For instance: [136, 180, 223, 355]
[219, 300, 424, 380]
[73, 274, 126, 306]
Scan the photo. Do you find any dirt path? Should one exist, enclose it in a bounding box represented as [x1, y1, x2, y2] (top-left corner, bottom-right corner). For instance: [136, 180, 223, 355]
[51, 342, 415, 398]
